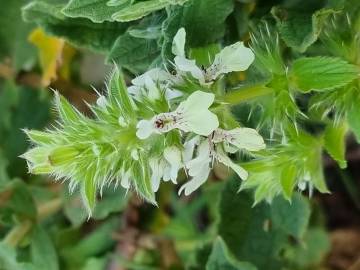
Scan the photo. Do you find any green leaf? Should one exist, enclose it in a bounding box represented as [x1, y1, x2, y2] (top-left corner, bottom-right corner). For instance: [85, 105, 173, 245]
[284, 228, 330, 269]
[107, 32, 160, 74]
[112, 0, 169, 22]
[80, 257, 108, 270]
[218, 177, 311, 270]
[206, 237, 257, 270]
[62, 0, 117, 23]
[64, 187, 128, 226]
[347, 104, 360, 143]
[290, 57, 359, 92]
[271, 194, 311, 239]
[189, 44, 221, 67]
[0, 1, 36, 70]
[271, 7, 334, 52]
[324, 122, 348, 168]
[280, 164, 297, 200]
[162, 0, 234, 60]
[22, 1, 129, 53]
[30, 226, 59, 270]
[0, 82, 50, 178]
[0, 179, 37, 225]
[0, 242, 37, 270]
[62, 217, 120, 266]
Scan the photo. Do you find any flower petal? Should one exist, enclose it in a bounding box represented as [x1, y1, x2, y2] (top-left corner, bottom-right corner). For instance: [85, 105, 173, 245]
[186, 140, 211, 177]
[132, 68, 171, 86]
[172, 28, 186, 57]
[216, 148, 248, 180]
[149, 158, 165, 192]
[164, 146, 182, 183]
[228, 128, 265, 151]
[174, 56, 205, 83]
[177, 91, 219, 136]
[182, 136, 199, 163]
[178, 164, 210, 196]
[136, 119, 155, 139]
[207, 42, 255, 80]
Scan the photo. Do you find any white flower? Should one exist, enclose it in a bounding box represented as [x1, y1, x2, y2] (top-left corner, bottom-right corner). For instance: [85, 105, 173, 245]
[136, 91, 219, 139]
[171, 28, 206, 85]
[170, 29, 254, 84]
[163, 146, 182, 183]
[128, 68, 179, 101]
[172, 27, 186, 57]
[214, 147, 248, 180]
[178, 127, 265, 196]
[205, 42, 255, 81]
[212, 128, 265, 152]
[149, 146, 184, 192]
[174, 56, 205, 84]
[179, 140, 211, 195]
[149, 157, 166, 192]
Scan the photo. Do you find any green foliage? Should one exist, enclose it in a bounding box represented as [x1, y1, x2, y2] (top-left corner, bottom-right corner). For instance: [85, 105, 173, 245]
[107, 32, 160, 74]
[218, 177, 311, 270]
[3, 0, 360, 268]
[30, 226, 59, 270]
[22, 1, 129, 53]
[206, 237, 256, 270]
[0, 1, 36, 70]
[348, 104, 360, 143]
[290, 56, 359, 92]
[272, 6, 334, 53]
[161, 0, 234, 59]
[241, 129, 328, 204]
[62, 0, 120, 23]
[323, 121, 348, 168]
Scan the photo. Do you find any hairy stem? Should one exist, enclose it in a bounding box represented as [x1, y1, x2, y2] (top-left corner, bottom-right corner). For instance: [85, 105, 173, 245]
[223, 84, 273, 105]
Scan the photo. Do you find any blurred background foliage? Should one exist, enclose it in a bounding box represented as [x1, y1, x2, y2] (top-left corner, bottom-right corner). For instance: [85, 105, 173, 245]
[0, 0, 359, 269]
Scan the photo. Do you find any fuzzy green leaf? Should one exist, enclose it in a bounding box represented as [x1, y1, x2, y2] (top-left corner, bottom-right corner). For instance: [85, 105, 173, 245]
[107, 32, 160, 74]
[55, 93, 82, 125]
[272, 7, 334, 53]
[162, 0, 233, 60]
[81, 176, 97, 214]
[348, 104, 360, 143]
[324, 122, 348, 169]
[206, 237, 257, 270]
[62, 0, 117, 23]
[290, 57, 359, 92]
[112, 0, 168, 22]
[107, 66, 135, 117]
[22, 1, 129, 53]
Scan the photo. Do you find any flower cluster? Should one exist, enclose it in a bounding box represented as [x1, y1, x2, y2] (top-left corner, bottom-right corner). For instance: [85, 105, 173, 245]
[22, 28, 265, 214]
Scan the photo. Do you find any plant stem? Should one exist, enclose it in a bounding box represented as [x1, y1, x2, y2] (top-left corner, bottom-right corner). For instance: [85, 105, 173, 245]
[223, 85, 273, 105]
[3, 220, 32, 247]
[3, 198, 62, 247]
